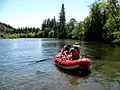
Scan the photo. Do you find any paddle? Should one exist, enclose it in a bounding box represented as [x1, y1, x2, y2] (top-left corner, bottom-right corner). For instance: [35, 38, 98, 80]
[33, 57, 58, 63]
[34, 55, 68, 63]
[35, 58, 55, 62]
[35, 57, 55, 63]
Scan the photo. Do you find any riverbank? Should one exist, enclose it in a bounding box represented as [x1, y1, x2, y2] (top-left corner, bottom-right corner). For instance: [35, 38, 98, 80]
[0, 33, 119, 47]
[0, 32, 44, 39]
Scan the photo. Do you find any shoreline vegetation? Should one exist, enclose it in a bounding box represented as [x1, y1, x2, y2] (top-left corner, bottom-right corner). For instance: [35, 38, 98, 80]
[0, 0, 120, 45]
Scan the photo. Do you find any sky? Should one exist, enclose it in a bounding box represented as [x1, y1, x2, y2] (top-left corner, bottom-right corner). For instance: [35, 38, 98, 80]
[0, 0, 95, 28]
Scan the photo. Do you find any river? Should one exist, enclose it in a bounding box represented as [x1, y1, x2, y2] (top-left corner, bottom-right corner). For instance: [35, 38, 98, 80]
[0, 38, 120, 90]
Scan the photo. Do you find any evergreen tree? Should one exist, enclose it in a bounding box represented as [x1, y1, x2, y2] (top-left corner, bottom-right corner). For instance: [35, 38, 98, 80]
[57, 3, 66, 38]
[47, 18, 51, 28]
[41, 19, 47, 30]
[53, 16, 57, 37]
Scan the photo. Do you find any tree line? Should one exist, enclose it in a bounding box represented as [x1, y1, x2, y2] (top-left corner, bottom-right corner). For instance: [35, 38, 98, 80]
[40, 0, 120, 45]
[0, 0, 120, 45]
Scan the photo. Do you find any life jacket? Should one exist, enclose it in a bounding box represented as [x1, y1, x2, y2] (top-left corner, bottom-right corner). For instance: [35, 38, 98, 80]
[72, 49, 79, 56]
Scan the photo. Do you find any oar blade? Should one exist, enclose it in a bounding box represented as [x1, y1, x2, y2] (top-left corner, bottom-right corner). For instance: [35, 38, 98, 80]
[35, 57, 55, 63]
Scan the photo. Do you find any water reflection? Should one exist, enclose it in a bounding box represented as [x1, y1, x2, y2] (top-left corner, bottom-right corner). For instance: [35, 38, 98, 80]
[55, 64, 91, 86]
[0, 38, 120, 90]
[55, 64, 91, 77]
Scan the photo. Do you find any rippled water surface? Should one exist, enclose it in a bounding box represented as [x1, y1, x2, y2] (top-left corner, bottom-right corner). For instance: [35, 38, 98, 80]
[0, 38, 120, 90]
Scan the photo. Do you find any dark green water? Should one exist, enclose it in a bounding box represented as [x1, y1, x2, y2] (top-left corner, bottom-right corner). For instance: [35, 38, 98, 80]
[0, 38, 120, 90]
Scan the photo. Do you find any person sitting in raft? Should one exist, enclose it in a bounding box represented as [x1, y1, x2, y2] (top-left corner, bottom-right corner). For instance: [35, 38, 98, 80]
[69, 42, 80, 60]
[61, 44, 72, 59]
[61, 44, 72, 54]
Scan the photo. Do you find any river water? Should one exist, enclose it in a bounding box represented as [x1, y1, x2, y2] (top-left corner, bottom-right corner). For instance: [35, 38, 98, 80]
[0, 38, 120, 90]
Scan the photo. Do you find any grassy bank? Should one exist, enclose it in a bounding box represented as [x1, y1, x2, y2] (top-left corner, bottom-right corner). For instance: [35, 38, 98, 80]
[0, 32, 44, 39]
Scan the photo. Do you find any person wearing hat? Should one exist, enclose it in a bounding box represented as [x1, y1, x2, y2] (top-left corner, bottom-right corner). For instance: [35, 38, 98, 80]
[69, 42, 80, 60]
[73, 42, 80, 47]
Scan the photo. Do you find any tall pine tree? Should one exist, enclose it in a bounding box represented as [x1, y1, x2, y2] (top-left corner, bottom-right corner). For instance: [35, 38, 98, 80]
[57, 3, 67, 38]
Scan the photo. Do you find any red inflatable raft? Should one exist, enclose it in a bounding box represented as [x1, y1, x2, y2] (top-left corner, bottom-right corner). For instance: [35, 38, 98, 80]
[55, 52, 92, 70]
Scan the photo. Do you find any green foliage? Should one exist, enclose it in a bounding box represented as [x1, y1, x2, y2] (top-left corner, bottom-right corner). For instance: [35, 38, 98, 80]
[83, 1, 106, 41]
[76, 0, 120, 45]
[16, 27, 40, 34]
[64, 24, 72, 38]
[43, 28, 51, 38]
[71, 29, 79, 39]
[48, 30, 54, 38]
[112, 31, 120, 45]
[68, 18, 77, 30]
[36, 31, 44, 38]
[27, 33, 35, 38]
[0, 31, 44, 38]
[41, 17, 57, 31]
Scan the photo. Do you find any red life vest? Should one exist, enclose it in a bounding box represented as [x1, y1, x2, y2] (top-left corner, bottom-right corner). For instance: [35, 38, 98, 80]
[72, 49, 79, 56]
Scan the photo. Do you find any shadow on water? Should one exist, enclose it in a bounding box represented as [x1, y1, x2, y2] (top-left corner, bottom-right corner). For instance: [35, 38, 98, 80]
[55, 64, 91, 77]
